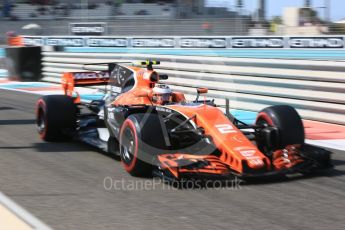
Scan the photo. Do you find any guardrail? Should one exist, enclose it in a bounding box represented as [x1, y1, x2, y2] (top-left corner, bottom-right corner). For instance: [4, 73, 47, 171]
[41, 50, 345, 125]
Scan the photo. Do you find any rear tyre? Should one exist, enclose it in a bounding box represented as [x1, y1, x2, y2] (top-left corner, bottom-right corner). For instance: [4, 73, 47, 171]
[256, 105, 304, 152]
[36, 95, 76, 141]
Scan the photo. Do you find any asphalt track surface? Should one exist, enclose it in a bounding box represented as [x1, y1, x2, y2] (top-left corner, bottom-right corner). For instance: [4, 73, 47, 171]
[0, 89, 344, 230]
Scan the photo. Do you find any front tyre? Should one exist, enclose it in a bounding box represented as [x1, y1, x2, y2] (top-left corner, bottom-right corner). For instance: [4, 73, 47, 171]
[119, 114, 153, 177]
[256, 105, 304, 152]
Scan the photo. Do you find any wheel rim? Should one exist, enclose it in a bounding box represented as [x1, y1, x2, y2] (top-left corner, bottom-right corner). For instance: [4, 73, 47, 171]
[256, 117, 274, 155]
[37, 109, 46, 134]
[257, 118, 269, 128]
[120, 127, 136, 166]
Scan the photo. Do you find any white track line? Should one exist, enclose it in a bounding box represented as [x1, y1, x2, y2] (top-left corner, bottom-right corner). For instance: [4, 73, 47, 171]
[306, 139, 345, 152]
[0, 192, 53, 230]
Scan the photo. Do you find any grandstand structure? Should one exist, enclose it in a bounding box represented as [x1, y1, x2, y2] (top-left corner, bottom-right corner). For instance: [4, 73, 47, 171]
[0, 0, 251, 40]
[3, 0, 250, 20]
[3, 1, 178, 20]
[0, 0, 337, 38]
[0, 18, 249, 37]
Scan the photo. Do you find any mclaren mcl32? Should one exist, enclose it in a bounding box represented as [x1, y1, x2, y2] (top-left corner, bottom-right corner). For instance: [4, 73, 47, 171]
[35, 61, 332, 181]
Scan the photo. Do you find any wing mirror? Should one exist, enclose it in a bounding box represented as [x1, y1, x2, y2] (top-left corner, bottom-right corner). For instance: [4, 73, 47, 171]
[196, 87, 208, 101]
[197, 87, 208, 94]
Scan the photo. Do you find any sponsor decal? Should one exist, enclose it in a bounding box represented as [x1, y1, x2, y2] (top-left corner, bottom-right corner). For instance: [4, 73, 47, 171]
[239, 150, 256, 157]
[18, 36, 345, 49]
[289, 37, 344, 48]
[87, 38, 128, 47]
[70, 22, 107, 36]
[247, 158, 264, 167]
[233, 145, 265, 168]
[46, 38, 84, 46]
[73, 71, 109, 79]
[23, 37, 44, 46]
[107, 107, 115, 120]
[180, 38, 227, 48]
[131, 38, 175, 48]
[156, 107, 172, 113]
[231, 37, 284, 48]
[234, 147, 260, 159]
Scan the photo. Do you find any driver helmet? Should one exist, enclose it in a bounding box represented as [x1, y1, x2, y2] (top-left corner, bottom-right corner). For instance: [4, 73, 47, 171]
[152, 84, 172, 105]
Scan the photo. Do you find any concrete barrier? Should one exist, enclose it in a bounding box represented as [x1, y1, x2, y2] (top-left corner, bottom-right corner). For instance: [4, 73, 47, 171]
[41, 51, 345, 125]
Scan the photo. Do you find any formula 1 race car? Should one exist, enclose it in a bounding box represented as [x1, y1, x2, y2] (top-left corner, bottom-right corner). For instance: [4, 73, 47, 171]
[35, 61, 332, 181]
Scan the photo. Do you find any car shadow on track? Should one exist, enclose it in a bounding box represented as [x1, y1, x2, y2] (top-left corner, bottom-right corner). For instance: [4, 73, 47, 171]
[163, 160, 345, 189]
[0, 119, 36, 125]
[32, 141, 123, 164]
[0, 142, 92, 153]
[7, 140, 344, 189]
[32, 142, 96, 153]
[244, 168, 345, 186]
[0, 106, 15, 111]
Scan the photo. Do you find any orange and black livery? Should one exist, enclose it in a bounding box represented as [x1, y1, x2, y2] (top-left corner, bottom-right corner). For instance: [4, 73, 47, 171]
[35, 60, 332, 181]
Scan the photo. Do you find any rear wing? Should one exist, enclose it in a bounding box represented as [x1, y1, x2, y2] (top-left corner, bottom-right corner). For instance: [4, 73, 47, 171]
[62, 60, 161, 87]
[62, 71, 110, 87]
[61, 61, 162, 102]
[61, 71, 110, 103]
